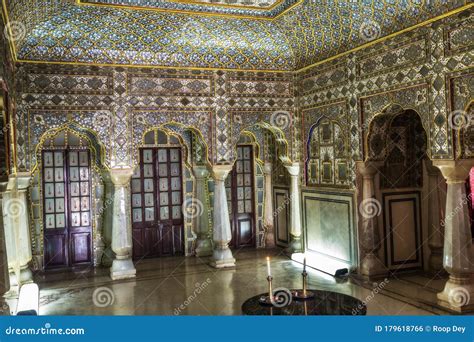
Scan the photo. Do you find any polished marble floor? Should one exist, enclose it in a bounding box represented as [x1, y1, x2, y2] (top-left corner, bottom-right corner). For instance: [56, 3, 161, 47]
[23, 249, 441, 315]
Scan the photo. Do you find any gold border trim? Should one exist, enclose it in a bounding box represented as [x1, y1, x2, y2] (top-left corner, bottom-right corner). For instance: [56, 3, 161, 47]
[76, 0, 303, 20]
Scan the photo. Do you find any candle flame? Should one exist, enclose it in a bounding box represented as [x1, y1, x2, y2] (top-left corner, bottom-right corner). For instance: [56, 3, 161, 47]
[266, 256, 270, 261]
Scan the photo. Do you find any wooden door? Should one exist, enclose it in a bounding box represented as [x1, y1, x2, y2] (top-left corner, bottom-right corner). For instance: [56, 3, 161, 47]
[43, 149, 92, 269]
[226, 145, 256, 248]
[131, 147, 184, 259]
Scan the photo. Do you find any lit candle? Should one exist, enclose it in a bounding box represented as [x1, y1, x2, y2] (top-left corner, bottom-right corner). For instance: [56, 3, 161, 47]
[266, 256, 271, 277]
[303, 256, 306, 272]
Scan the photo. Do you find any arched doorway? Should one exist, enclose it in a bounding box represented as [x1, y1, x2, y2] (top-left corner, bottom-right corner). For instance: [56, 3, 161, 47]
[229, 119, 293, 250]
[367, 108, 428, 272]
[34, 127, 107, 270]
[131, 128, 186, 259]
[226, 133, 258, 249]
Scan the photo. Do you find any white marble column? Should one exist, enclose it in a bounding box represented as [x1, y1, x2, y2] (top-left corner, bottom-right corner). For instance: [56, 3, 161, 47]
[285, 163, 302, 254]
[434, 160, 474, 313]
[193, 166, 212, 257]
[109, 169, 136, 280]
[210, 165, 235, 268]
[3, 173, 34, 297]
[357, 161, 386, 278]
[263, 162, 275, 248]
[0, 182, 10, 314]
[425, 160, 445, 275]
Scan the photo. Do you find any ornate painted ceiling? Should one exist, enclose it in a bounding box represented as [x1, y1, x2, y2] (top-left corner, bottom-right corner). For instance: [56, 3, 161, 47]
[2, 0, 470, 71]
[79, 0, 299, 18]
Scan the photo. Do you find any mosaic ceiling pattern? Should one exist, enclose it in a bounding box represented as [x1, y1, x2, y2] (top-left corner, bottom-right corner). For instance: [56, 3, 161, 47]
[79, 0, 298, 18]
[4, 0, 470, 70]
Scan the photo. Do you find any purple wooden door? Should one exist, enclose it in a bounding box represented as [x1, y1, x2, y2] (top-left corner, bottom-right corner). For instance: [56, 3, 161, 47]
[131, 147, 184, 259]
[226, 145, 256, 248]
[43, 149, 92, 269]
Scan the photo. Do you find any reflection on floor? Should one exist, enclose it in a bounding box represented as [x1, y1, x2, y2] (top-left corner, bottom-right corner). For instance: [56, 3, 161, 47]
[354, 273, 451, 315]
[30, 249, 438, 315]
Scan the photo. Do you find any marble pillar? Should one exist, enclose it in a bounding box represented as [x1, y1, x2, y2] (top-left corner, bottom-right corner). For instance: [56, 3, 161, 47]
[109, 169, 136, 280]
[425, 160, 445, 275]
[285, 163, 303, 254]
[357, 161, 386, 278]
[210, 165, 235, 268]
[263, 162, 275, 248]
[101, 172, 115, 267]
[3, 173, 34, 297]
[434, 160, 474, 313]
[193, 166, 212, 257]
[0, 183, 10, 314]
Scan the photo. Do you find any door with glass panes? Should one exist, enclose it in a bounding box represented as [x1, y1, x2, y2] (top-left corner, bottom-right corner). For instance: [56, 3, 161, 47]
[43, 149, 92, 269]
[225, 145, 256, 248]
[131, 148, 184, 259]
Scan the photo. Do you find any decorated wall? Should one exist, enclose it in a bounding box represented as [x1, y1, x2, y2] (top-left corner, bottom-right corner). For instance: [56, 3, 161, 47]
[298, 8, 473, 270]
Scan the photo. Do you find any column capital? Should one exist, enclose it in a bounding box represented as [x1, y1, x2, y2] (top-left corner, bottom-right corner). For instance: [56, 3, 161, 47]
[433, 160, 474, 184]
[109, 168, 133, 186]
[356, 161, 383, 178]
[263, 162, 272, 175]
[193, 165, 210, 179]
[15, 173, 31, 190]
[6, 173, 31, 192]
[285, 163, 300, 177]
[212, 165, 233, 181]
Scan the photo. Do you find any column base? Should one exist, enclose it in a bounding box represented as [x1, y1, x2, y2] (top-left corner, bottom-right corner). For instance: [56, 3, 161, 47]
[284, 236, 302, 254]
[6, 267, 34, 298]
[264, 226, 275, 248]
[210, 246, 235, 268]
[360, 253, 387, 279]
[195, 238, 213, 257]
[437, 275, 474, 313]
[110, 258, 136, 280]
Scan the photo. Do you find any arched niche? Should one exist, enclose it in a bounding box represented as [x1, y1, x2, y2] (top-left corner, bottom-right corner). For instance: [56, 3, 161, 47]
[29, 124, 108, 270]
[305, 116, 351, 187]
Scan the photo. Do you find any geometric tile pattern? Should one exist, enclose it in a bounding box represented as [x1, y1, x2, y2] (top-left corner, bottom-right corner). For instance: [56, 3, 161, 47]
[79, 0, 298, 18]
[4, 0, 469, 71]
[298, 8, 474, 178]
[15, 65, 295, 170]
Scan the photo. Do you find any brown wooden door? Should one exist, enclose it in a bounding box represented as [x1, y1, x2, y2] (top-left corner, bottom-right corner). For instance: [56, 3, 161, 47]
[43, 149, 92, 269]
[226, 145, 256, 248]
[131, 147, 184, 259]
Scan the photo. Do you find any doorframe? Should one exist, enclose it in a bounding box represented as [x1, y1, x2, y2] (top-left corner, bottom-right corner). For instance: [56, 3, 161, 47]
[33, 126, 107, 271]
[227, 143, 257, 249]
